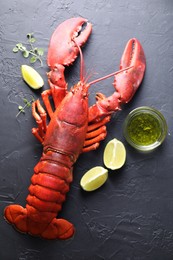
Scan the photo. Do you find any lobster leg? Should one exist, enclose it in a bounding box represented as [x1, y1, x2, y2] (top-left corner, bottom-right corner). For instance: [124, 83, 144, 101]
[40, 87, 66, 120]
[82, 116, 110, 152]
[41, 90, 54, 118]
[32, 100, 47, 143]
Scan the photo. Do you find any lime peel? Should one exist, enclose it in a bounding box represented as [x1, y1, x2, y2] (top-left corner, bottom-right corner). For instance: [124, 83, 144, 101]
[21, 65, 44, 89]
[103, 138, 126, 170]
[80, 166, 108, 191]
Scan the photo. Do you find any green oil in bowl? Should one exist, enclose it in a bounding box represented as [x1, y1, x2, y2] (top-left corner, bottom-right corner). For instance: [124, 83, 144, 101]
[123, 107, 168, 151]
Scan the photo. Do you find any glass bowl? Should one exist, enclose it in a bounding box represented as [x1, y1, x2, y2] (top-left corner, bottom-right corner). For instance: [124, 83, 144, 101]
[123, 106, 168, 152]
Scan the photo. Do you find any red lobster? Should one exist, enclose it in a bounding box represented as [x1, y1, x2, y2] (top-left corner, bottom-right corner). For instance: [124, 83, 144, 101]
[4, 17, 146, 239]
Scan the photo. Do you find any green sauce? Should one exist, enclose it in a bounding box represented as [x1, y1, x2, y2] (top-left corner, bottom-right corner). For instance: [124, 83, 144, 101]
[127, 113, 161, 145]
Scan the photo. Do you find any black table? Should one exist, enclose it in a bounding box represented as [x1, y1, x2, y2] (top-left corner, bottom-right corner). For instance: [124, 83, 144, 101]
[1, 0, 173, 259]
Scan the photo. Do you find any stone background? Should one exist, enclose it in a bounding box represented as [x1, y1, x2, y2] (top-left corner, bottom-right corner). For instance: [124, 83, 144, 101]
[0, 0, 173, 259]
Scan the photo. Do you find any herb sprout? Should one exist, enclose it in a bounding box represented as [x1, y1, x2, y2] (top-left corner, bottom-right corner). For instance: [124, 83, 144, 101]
[13, 33, 44, 67]
[16, 97, 35, 118]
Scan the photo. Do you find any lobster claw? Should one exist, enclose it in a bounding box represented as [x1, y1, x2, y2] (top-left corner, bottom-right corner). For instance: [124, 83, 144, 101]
[114, 38, 146, 103]
[47, 17, 92, 69]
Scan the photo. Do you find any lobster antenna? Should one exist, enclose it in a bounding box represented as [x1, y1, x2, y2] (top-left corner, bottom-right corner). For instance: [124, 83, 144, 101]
[83, 68, 95, 85]
[73, 39, 133, 87]
[88, 66, 133, 86]
[73, 40, 85, 82]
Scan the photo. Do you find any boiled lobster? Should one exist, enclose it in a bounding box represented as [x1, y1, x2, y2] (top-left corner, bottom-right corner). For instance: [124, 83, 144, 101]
[4, 17, 146, 239]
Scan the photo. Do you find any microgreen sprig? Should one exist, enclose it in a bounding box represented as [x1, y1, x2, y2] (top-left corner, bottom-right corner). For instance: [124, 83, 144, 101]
[16, 97, 35, 118]
[13, 33, 44, 67]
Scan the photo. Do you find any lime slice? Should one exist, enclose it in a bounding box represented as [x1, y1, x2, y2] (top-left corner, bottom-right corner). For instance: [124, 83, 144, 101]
[21, 65, 44, 89]
[103, 138, 126, 170]
[80, 166, 108, 191]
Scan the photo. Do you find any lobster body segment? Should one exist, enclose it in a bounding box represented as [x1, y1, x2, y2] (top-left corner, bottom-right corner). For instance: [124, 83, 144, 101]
[4, 17, 146, 239]
[43, 83, 89, 161]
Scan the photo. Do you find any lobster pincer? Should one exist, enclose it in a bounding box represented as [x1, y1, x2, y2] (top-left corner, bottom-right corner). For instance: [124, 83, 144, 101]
[47, 17, 92, 68]
[87, 38, 146, 124]
[42, 17, 92, 118]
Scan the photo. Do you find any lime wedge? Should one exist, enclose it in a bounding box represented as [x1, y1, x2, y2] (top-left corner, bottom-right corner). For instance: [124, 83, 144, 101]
[103, 138, 126, 170]
[21, 65, 44, 89]
[80, 166, 108, 191]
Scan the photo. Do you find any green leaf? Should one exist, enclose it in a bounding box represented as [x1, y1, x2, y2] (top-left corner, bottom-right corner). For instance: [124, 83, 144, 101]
[13, 47, 19, 53]
[22, 46, 26, 51]
[16, 43, 26, 52]
[37, 48, 44, 56]
[33, 47, 38, 52]
[30, 56, 37, 63]
[23, 98, 28, 104]
[23, 50, 29, 58]
[16, 43, 23, 48]
[27, 102, 31, 108]
[23, 98, 31, 107]
[30, 37, 36, 43]
[18, 105, 25, 113]
[13, 33, 44, 67]
[27, 33, 33, 39]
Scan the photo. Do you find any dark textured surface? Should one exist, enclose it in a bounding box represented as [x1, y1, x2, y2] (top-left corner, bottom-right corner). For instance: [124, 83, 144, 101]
[0, 0, 173, 259]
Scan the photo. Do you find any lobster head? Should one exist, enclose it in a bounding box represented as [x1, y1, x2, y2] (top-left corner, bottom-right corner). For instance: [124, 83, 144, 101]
[47, 17, 92, 69]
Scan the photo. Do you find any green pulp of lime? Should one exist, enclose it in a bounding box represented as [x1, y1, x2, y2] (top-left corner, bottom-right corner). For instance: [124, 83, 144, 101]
[127, 113, 161, 145]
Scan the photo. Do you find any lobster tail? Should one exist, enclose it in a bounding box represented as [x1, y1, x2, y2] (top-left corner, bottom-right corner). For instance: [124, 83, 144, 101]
[4, 160, 75, 239]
